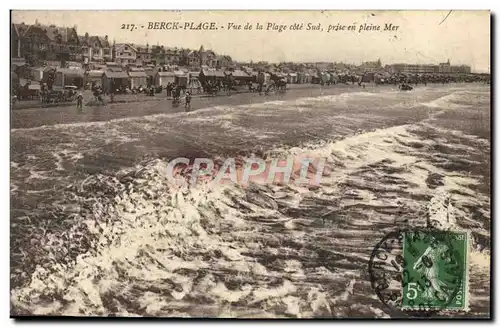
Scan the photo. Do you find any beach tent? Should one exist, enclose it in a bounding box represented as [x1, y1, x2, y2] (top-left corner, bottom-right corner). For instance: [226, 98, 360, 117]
[55, 68, 85, 87]
[128, 71, 148, 89]
[31, 66, 56, 82]
[200, 69, 226, 82]
[174, 70, 189, 87]
[86, 70, 104, 88]
[287, 73, 298, 84]
[155, 71, 175, 87]
[187, 76, 203, 94]
[102, 71, 129, 93]
[226, 70, 253, 84]
[257, 72, 271, 85]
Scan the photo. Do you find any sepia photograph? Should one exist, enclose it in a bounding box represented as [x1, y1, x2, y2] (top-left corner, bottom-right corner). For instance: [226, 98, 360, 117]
[9, 10, 491, 319]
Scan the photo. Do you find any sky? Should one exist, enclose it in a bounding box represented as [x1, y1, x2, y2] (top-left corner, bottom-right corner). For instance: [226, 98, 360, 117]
[12, 10, 490, 72]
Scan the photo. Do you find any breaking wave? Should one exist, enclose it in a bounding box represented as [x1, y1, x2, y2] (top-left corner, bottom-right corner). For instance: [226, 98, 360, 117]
[11, 125, 490, 317]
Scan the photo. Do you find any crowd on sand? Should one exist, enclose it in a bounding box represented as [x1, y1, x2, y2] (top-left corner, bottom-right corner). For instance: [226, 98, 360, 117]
[12, 70, 490, 112]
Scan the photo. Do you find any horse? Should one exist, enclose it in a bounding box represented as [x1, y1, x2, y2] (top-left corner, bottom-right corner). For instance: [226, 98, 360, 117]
[204, 83, 219, 96]
[276, 79, 287, 92]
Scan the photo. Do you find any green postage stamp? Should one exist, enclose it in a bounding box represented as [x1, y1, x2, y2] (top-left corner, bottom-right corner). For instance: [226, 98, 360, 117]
[401, 230, 470, 311]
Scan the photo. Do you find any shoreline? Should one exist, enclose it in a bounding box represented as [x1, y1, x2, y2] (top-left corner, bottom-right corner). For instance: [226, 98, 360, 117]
[11, 83, 372, 129]
[10, 82, 480, 129]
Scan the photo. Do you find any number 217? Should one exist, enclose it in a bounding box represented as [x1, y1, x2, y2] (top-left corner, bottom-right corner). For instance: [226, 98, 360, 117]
[121, 24, 136, 31]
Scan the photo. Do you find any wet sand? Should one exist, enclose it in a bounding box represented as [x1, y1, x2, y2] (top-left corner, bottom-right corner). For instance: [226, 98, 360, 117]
[12, 84, 386, 129]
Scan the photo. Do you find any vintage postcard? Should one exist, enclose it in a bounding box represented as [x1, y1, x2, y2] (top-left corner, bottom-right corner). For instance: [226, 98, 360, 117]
[10, 10, 491, 319]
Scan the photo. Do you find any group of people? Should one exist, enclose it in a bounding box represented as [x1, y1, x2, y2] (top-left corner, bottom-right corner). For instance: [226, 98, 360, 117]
[166, 82, 191, 110]
[73, 83, 192, 111]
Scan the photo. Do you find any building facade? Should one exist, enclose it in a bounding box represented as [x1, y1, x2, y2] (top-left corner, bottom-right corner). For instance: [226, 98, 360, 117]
[135, 44, 152, 66]
[165, 47, 182, 65]
[387, 60, 472, 75]
[114, 43, 137, 65]
[80, 34, 111, 64]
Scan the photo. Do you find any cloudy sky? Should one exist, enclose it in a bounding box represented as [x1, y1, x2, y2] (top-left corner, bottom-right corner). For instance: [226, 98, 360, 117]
[12, 10, 490, 72]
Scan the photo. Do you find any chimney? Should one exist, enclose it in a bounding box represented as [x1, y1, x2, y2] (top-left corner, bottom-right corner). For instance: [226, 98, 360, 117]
[105, 35, 108, 41]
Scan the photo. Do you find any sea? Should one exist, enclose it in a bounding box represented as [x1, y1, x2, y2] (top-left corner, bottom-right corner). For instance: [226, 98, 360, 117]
[10, 83, 491, 318]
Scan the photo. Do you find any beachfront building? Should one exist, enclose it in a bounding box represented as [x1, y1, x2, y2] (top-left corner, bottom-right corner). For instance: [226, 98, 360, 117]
[151, 45, 170, 66]
[451, 65, 472, 74]
[80, 34, 112, 64]
[14, 21, 80, 64]
[386, 63, 439, 74]
[439, 60, 451, 74]
[386, 60, 472, 75]
[114, 43, 137, 65]
[199, 46, 217, 68]
[184, 49, 200, 68]
[165, 47, 182, 65]
[358, 59, 382, 72]
[136, 44, 152, 66]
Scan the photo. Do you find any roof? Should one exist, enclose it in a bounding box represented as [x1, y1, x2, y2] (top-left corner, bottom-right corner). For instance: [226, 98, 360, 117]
[98, 36, 110, 48]
[104, 71, 129, 79]
[11, 58, 26, 67]
[87, 70, 104, 77]
[144, 68, 156, 76]
[129, 67, 145, 72]
[156, 72, 175, 76]
[36, 24, 76, 43]
[202, 69, 225, 78]
[174, 70, 187, 76]
[227, 70, 250, 78]
[108, 67, 124, 72]
[136, 45, 152, 53]
[128, 71, 148, 78]
[57, 68, 85, 77]
[115, 43, 138, 52]
[32, 66, 55, 73]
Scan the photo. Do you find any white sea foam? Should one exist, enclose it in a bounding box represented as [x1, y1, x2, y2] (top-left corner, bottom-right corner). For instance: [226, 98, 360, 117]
[11, 85, 490, 317]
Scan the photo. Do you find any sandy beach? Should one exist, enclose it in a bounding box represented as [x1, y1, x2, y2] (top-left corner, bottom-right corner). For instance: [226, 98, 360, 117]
[12, 83, 386, 129]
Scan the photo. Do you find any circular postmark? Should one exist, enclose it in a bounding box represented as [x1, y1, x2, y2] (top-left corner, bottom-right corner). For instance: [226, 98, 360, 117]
[369, 228, 465, 316]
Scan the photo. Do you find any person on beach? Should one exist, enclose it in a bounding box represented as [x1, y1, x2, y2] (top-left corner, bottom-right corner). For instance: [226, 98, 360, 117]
[185, 91, 191, 111]
[76, 92, 83, 110]
[166, 82, 172, 97]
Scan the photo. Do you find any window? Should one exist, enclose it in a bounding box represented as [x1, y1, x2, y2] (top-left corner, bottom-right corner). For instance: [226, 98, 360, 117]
[125, 46, 128, 50]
